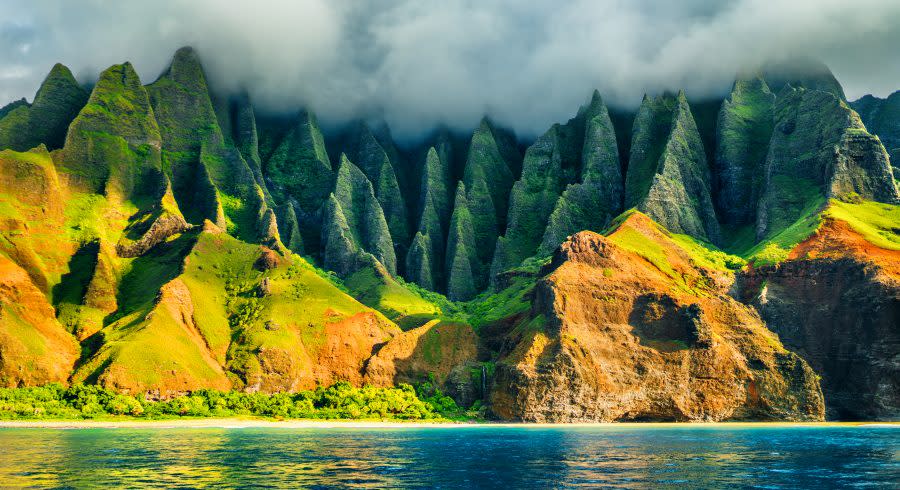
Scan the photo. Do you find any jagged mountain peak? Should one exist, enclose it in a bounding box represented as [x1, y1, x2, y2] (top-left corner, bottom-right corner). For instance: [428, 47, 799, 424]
[763, 57, 845, 101]
[42, 63, 79, 86]
[157, 45, 207, 84]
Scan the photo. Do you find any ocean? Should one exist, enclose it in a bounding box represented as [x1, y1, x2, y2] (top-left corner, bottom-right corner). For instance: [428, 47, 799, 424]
[0, 425, 897, 488]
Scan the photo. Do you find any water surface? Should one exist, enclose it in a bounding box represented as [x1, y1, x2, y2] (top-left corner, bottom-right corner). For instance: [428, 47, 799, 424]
[0, 425, 897, 488]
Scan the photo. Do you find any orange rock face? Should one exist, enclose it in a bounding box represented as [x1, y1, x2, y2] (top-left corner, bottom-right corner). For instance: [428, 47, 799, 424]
[365, 321, 479, 387]
[491, 215, 825, 422]
[0, 255, 79, 386]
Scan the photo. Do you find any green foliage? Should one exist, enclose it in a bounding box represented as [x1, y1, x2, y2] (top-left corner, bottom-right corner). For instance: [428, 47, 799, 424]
[608, 223, 678, 278]
[464, 275, 534, 329]
[496, 126, 567, 273]
[146, 47, 220, 159]
[329, 155, 396, 274]
[344, 266, 441, 329]
[405, 231, 435, 290]
[265, 111, 333, 240]
[57, 62, 163, 202]
[0, 382, 465, 421]
[445, 183, 479, 299]
[344, 123, 409, 250]
[414, 379, 465, 419]
[459, 119, 518, 286]
[739, 186, 825, 266]
[463, 119, 517, 222]
[715, 75, 775, 226]
[669, 233, 746, 271]
[624, 92, 719, 241]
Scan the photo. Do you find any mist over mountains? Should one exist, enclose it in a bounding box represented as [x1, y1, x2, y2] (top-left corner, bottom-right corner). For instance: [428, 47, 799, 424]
[2, 0, 900, 139]
[0, 2, 899, 424]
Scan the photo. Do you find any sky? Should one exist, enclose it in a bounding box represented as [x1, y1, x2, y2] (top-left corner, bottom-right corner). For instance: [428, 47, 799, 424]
[1, 0, 899, 140]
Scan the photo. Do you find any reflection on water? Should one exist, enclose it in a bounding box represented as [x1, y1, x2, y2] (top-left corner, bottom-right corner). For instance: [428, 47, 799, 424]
[0, 426, 897, 488]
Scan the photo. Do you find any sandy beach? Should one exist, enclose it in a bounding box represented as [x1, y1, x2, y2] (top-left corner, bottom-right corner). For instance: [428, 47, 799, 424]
[0, 419, 896, 429]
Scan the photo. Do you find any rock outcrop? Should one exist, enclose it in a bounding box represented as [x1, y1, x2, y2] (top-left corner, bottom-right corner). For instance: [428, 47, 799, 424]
[405, 146, 453, 291]
[445, 183, 479, 300]
[539, 91, 623, 256]
[265, 110, 334, 254]
[495, 91, 622, 275]
[57, 62, 164, 196]
[148, 47, 271, 242]
[341, 122, 410, 261]
[460, 119, 520, 287]
[54, 61, 190, 262]
[491, 214, 824, 422]
[365, 321, 479, 388]
[492, 126, 570, 275]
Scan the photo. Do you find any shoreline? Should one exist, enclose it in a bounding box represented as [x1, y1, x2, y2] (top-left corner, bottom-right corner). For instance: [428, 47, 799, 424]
[0, 419, 897, 429]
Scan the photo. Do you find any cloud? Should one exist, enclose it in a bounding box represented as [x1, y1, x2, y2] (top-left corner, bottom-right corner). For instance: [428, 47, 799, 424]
[1, 0, 899, 140]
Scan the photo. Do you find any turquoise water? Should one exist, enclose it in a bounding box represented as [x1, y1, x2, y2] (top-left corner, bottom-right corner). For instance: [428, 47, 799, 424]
[0, 426, 897, 488]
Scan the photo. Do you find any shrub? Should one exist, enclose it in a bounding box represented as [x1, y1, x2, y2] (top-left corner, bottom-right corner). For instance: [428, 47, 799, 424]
[0, 382, 469, 421]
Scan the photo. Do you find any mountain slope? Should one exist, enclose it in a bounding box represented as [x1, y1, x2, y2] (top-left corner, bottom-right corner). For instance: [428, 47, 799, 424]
[756, 86, 898, 240]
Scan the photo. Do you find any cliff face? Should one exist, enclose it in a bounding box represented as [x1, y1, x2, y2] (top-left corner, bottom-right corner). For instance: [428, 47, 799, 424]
[490, 214, 824, 422]
[851, 91, 900, 176]
[714, 76, 775, 226]
[739, 217, 900, 420]
[494, 91, 622, 276]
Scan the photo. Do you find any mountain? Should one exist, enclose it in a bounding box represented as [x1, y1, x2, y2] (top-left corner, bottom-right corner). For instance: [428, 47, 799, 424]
[851, 91, 900, 177]
[756, 86, 898, 241]
[624, 92, 720, 242]
[492, 91, 623, 279]
[0, 47, 898, 421]
[0, 64, 88, 153]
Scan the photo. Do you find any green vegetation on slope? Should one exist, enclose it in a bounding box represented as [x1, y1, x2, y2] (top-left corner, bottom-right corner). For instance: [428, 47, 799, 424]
[714, 75, 775, 226]
[344, 266, 441, 330]
[734, 188, 825, 266]
[825, 198, 900, 250]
